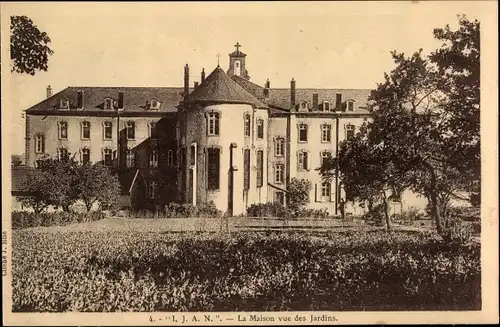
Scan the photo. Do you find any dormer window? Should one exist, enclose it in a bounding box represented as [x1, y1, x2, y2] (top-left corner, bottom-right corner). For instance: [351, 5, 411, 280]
[104, 98, 113, 110]
[346, 100, 355, 111]
[60, 99, 70, 110]
[149, 99, 161, 110]
[299, 101, 308, 112]
[323, 101, 331, 112]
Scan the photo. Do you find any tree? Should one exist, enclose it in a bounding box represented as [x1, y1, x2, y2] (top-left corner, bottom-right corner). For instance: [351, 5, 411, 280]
[74, 163, 121, 212]
[18, 170, 58, 214]
[36, 155, 80, 212]
[321, 128, 406, 231]
[10, 15, 54, 75]
[287, 178, 312, 213]
[430, 16, 480, 196]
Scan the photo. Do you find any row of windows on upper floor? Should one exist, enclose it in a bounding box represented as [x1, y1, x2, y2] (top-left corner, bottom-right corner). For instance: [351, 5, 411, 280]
[271, 150, 333, 184]
[37, 144, 175, 169]
[58, 96, 162, 110]
[52, 120, 159, 141]
[296, 99, 356, 112]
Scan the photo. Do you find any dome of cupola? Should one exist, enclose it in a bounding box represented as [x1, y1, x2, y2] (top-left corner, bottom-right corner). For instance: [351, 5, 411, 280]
[185, 66, 266, 108]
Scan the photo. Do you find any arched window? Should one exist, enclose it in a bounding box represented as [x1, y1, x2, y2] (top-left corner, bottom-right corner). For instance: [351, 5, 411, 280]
[297, 150, 309, 171]
[103, 121, 113, 140]
[58, 148, 69, 161]
[346, 100, 356, 111]
[244, 114, 251, 137]
[81, 121, 91, 140]
[126, 121, 135, 140]
[103, 148, 113, 166]
[320, 150, 332, 168]
[275, 137, 285, 157]
[346, 124, 355, 139]
[298, 124, 308, 142]
[256, 118, 264, 139]
[207, 112, 220, 136]
[58, 121, 68, 139]
[321, 124, 331, 142]
[81, 148, 91, 165]
[256, 149, 264, 187]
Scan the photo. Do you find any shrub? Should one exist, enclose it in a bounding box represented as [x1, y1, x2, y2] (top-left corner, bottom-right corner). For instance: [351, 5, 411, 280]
[161, 201, 221, 218]
[392, 207, 423, 226]
[196, 201, 222, 218]
[11, 211, 105, 229]
[293, 208, 329, 219]
[363, 203, 385, 226]
[247, 202, 289, 218]
[441, 215, 473, 245]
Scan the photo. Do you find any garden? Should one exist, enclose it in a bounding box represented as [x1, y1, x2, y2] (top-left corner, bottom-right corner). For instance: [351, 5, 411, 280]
[12, 227, 480, 312]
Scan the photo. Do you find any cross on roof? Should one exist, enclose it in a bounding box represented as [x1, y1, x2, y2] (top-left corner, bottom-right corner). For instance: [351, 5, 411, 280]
[234, 42, 241, 52]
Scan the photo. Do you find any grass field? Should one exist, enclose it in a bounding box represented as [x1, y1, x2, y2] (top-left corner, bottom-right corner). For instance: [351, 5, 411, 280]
[12, 218, 480, 312]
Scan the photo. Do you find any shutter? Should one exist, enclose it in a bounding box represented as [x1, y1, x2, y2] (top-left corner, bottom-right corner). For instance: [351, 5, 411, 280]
[314, 184, 318, 202]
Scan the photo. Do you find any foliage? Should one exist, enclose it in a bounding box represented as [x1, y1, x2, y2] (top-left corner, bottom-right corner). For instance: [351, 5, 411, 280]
[17, 170, 56, 214]
[12, 230, 480, 312]
[391, 207, 424, 226]
[247, 202, 289, 218]
[11, 211, 105, 229]
[293, 208, 329, 219]
[11, 155, 23, 167]
[74, 163, 121, 212]
[160, 201, 222, 218]
[10, 16, 54, 75]
[287, 178, 312, 213]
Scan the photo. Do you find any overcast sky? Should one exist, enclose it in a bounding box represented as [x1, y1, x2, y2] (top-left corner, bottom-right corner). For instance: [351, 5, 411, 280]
[1, 1, 495, 155]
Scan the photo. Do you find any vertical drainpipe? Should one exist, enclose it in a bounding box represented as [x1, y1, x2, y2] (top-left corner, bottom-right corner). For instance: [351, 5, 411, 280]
[335, 114, 339, 215]
[190, 142, 197, 206]
[25, 113, 31, 167]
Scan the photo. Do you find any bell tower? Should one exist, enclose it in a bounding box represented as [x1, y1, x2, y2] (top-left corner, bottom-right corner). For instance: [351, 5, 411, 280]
[227, 42, 250, 80]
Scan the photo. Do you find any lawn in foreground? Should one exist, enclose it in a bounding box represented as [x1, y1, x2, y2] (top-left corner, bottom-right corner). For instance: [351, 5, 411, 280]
[12, 227, 480, 312]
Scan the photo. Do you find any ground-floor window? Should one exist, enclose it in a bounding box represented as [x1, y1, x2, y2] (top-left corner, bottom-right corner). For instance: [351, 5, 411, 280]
[275, 191, 285, 205]
[321, 182, 331, 202]
[207, 148, 220, 190]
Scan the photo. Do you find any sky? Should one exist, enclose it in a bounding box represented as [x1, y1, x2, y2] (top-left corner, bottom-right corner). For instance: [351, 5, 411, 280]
[1, 1, 496, 155]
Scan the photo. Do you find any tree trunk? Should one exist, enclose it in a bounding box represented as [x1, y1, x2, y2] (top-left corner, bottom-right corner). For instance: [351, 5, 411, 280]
[382, 191, 392, 232]
[85, 201, 92, 213]
[423, 161, 443, 235]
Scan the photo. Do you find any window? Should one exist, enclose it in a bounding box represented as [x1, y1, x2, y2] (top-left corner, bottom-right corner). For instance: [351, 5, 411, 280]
[298, 124, 308, 142]
[275, 137, 285, 157]
[103, 121, 113, 140]
[256, 150, 264, 187]
[81, 148, 90, 165]
[323, 101, 331, 112]
[321, 124, 331, 142]
[299, 101, 308, 111]
[148, 181, 157, 199]
[207, 148, 220, 190]
[275, 191, 285, 205]
[243, 149, 250, 190]
[320, 151, 332, 168]
[244, 114, 251, 137]
[104, 98, 113, 110]
[257, 119, 264, 139]
[58, 148, 69, 161]
[149, 150, 158, 168]
[167, 150, 174, 167]
[275, 164, 284, 184]
[298, 151, 308, 170]
[346, 124, 355, 139]
[126, 121, 135, 140]
[103, 149, 113, 166]
[59, 121, 68, 139]
[207, 112, 220, 136]
[150, 99, 161, 110]
[35, 134, 45, 153]
[60, 99, 70, 109]
[347, 100, 355, 111]
[321, 182, 331, 201]
[149, 122, 157, 140]
[81, 121, 90, 139]
[126, 149, 135, 168]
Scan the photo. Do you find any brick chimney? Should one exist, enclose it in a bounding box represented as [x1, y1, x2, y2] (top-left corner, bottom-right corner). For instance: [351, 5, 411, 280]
[290, 78, 296, 109]
[312, 92, 318, 110]
[336, 92, 342, 111]
[46, 85, 52, 98]
[201, 68, 205, 83]
[77, 90, 84, 109]
[264, 78, 270, 98]
[184, 64, 190, 98]
[194, 82, 199, 88]
[118, 91, 124, 109]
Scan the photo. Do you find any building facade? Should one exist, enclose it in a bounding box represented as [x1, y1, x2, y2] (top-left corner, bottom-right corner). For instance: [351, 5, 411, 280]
[22, 44, 421, 215]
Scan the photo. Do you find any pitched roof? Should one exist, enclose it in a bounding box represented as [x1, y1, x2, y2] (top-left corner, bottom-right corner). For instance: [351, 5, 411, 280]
[229, 50, 247, 57]
[267, 88, 373, 113]
[185, 66, 267, 108]
[230, 75, 267, 101]
[25, 86, 189, 114]
[11, 166, 36, 193]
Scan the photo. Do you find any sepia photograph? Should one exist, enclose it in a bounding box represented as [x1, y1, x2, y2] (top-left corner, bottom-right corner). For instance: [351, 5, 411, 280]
[1, 1, 498, 325]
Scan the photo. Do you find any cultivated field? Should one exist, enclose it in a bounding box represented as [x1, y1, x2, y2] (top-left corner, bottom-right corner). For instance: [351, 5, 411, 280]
[12, 218, 480, 312]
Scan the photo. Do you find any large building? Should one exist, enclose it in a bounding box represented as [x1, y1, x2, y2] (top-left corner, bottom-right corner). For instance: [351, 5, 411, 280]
[21, 44, 426, 215]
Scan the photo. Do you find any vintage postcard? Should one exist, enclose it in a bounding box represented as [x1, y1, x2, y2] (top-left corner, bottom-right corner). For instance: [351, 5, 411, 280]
[1, 1, 498, 325]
